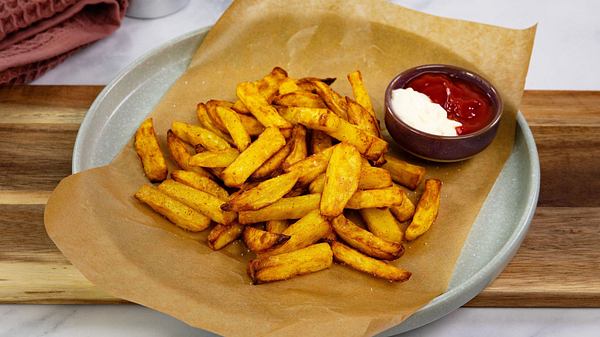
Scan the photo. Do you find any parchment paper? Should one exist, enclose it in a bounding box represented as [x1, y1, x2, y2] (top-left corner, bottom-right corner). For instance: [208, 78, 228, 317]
[44, 1, 536, 336]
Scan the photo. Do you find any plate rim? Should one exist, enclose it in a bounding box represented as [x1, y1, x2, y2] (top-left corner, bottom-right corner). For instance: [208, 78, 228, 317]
[71, 26, 541, 333]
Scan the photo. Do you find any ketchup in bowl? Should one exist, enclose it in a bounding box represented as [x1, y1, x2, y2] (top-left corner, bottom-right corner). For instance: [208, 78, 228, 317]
[407, 73, 493, 135]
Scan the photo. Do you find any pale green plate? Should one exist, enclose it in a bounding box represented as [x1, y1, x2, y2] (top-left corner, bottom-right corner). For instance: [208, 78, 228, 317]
[72, 27, 540, 336]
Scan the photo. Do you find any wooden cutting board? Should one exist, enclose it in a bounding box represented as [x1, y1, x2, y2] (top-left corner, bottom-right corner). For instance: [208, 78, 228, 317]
[1, 86, 599, 307]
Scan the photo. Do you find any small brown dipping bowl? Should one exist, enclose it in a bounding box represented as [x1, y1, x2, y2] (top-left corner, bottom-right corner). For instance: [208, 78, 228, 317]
[384, 64, 503, 162]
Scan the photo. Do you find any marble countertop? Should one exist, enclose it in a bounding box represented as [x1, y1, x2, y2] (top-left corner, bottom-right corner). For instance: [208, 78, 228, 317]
[5, 0, 599, 336]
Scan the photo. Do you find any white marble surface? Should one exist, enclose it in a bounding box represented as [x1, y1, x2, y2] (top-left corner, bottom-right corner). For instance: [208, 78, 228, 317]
[8, 0, 599, 336]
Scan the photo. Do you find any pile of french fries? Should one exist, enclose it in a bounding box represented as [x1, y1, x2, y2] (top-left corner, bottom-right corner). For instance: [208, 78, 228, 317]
[133, 67, 442, 284]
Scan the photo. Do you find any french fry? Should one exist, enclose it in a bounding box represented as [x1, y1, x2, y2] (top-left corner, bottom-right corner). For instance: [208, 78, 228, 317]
[166, 130, 210, 177]
[238, 113, 265, 136]
[360, 208, 403, 243]
[312, 80, 348, 120]
[347, 70, 376, 118]
[223, 171, 299, 211]
[284, 187, 305, 197]
[238, 193, 321, 224]
[250, 142, 292, 179]
[254, 66, 288, 102]
[243, 226, 290, 253]
[282, 125, 308, 169]
[390, 191, 416, 222]
[216, 106, 251, 151]
[196, 103, 233, 143]
[285, 145, 335, 185]
[273, 92, 327, 108]
[310, 130, 333, 154]
[345, 185, 405, 209]
[248, 242, 333, 284]
[236, 81, 292, 128]
[283, 107, 388, 160]
[320, 143, 361, 217]
[188, 148, 239, 168]
[134, 118, 168, 182]
[405, 179, 442, 241]
[358, 166, 393, 189]
[278, 77, 302, 95]
[261, 209, 331, 257]
[158, 180, 236, 225]
[135, 185, 210, 231]
[205, 100, 232, 132]
[171, 121, 231, 152]
[231, 99, 250, 114]
[310, 166, 393, 193]
[222, 127, 286, 187]
[346, 97, 380, 137]
[266, 219, 288, 234]
[332, 242, 411, 282]
[208, 222, 245, 250]
[332, 214, 404, 260]
[382, 154, 426, 190]
[170, 170, 228, 201]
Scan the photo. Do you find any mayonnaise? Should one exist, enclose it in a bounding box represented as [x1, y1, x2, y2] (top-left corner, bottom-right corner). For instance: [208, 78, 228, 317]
[390, 88, 462, 136]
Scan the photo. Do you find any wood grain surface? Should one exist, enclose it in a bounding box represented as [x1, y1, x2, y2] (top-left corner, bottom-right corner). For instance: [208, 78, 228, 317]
[0, 86, 599, 306]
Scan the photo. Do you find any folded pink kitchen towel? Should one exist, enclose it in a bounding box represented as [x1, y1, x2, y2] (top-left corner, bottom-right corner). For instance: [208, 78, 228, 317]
[0, 0, 128, 84]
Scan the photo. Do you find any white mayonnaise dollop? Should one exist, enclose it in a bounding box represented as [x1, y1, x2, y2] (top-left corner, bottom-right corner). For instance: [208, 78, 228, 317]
[390, 88, 462, 136]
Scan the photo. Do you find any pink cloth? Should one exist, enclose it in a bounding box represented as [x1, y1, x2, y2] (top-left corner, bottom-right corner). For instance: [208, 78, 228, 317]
[0, 0, 128, 84]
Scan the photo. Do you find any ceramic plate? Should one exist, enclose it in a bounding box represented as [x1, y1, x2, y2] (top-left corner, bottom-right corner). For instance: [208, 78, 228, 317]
[72, 27, 540, 335]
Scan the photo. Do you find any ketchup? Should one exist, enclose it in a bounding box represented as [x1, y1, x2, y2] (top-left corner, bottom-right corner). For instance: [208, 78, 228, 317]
[407, 73, 493, 135]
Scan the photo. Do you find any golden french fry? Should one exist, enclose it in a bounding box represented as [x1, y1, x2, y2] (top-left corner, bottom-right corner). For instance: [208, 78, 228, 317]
[347, 70, 376, 118]
[231, 99, 250, 114]
[223, 171, 299, 211]
[134, 118, 168, 182]
[250, 142, 292, 179]
[205, 100, 232, 132]
[345, 185, 405, 209]
[238, 193, 321, 224]
[332, 242, 411, 282]
[166, 130, 210, 177]
[283, 107, 388, 160]
[243, 226, 290, 253]
[135, 185, 210, 231]
[310, 166, 393, 193]
[171, 121, 231, 152]
[390, 191, 416, 222]
[188, 148, 240, 168]
[216, 106, 251, 151]
[360, 208, 403, 242]
[158, 180, 236, 225]
[405, 179, 442, 241]
[208, 222, 244, 250]
[312, 80, 348, 120]
[261, 209, 331, 257]
[238, 113, 265, 136]
[222, 127, 286, 187]
[359, 166, 393, 189]
[273, 92, 327, 108]
[285, 145, 335, 185]
[196, 103, 234, 143]
[248, 242, 333, 284]
[170, 170, 228, 201]
[310, 130, 333, 154]
[332, 214, 404, 260]
[236, 81, 292, 128]
[346, 97, 380, 137]
[320, 143, 361, 217]
[254, 66, 288, 102]
[278, 77, 302, 95]
[282, 125, 308, 169]
[382, 154, 426, 190]
[266, 219, 288, 234]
